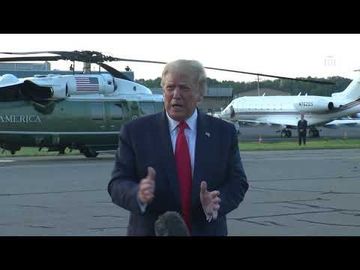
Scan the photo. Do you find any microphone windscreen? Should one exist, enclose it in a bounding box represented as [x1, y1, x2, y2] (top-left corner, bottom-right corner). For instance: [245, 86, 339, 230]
[154, 211, 190, 236]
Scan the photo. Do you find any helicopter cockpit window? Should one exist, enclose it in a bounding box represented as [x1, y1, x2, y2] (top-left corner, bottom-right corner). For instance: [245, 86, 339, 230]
[139, 102, 155, 115]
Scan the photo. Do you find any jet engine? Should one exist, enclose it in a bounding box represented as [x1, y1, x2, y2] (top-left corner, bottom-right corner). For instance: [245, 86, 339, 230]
[327, 101, 343, 111]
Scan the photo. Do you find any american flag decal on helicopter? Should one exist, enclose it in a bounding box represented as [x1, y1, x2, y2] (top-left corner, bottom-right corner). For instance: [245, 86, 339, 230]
[75, 77, 99, 91]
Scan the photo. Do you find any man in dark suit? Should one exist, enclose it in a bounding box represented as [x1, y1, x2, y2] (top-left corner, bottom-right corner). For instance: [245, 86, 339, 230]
[108, 59, 248, 236]
[297, 113, 308, 145]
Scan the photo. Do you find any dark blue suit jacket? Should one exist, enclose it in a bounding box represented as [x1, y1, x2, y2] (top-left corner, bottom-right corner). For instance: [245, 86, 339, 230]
[108, 110, 248, 236]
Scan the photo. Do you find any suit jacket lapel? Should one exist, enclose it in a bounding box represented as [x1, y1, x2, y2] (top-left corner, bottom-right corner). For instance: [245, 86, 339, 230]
[192, 111, 211, 207]
[157, 111, 181, 208]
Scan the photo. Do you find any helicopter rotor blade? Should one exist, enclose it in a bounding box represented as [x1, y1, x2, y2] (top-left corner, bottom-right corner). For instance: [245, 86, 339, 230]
[106, 57, 333, 85]
[203, 66, 334, 85]
[0, 51, 167, 65]
[0, 51, 58, 55]
[108, 58, 167, 65]
[0, 51, 334, 85]
[97, 63, 131, 81]
[0, 51, 116, 63]
[0, 56, 63, 62]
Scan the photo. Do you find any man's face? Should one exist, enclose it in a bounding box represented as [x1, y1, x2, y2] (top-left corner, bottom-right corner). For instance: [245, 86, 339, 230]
[163, 71, 201, 121]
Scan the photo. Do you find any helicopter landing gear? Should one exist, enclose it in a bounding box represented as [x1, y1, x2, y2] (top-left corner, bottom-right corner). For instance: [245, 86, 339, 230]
[81, 147, 99, 158]
[58, 146, 66, 155]
[308, 127, 320, 137]
[280, 129, 292, 138]
[0, 143, 20, 155]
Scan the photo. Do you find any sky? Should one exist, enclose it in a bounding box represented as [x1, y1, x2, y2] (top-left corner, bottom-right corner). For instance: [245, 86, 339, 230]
[1, 34, 360, 82]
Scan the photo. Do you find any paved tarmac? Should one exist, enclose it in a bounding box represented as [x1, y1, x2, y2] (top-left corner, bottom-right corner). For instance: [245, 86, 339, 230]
[0, 148, 360, 236]
[238, 125, 360, 142]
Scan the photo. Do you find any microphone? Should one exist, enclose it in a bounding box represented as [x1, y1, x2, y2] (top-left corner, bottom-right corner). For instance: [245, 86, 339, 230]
[154, 211, 190, 236]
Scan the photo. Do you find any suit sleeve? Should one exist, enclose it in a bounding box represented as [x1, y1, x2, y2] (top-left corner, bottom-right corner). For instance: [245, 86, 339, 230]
[218, 125, 249, 216]
[107, 124, 143, 214]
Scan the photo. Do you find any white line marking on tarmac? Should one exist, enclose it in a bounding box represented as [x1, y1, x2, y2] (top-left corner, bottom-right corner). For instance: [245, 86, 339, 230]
[0, 159, 15, 163]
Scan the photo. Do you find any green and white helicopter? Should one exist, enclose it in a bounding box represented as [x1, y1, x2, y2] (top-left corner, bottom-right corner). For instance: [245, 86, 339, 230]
[0, 51, 165, 157]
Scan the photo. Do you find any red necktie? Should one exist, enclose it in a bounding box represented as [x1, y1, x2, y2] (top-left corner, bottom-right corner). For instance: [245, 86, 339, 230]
[175, 121, 192, 232]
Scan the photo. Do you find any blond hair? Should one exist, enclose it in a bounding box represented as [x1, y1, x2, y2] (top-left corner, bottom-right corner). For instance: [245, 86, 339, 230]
[160, 59, 207, 97]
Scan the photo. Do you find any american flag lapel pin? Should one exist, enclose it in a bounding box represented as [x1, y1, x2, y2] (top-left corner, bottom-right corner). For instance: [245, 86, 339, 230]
[205, 132, 211, 138]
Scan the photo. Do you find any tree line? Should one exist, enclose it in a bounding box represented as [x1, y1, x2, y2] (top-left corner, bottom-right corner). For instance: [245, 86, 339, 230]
[136, 76, 352, 97]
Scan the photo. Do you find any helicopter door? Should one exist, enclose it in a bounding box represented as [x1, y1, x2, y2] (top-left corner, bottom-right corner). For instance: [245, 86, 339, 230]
[90, 102, 106, 131]
[105, 102, 125, 132]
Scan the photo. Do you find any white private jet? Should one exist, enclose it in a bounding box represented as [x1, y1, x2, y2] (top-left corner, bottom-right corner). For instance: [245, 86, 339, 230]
[219, 75, 360, 137]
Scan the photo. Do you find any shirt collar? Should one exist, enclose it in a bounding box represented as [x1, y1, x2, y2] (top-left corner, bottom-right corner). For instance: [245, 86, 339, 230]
[166, 109, 198, 133]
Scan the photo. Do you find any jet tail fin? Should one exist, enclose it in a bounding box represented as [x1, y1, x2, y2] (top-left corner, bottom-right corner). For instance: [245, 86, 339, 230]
[332, 76, 360, 100]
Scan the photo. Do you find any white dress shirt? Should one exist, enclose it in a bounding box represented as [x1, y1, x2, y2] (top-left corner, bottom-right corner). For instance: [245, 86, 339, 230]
[166, 109, 197, 176]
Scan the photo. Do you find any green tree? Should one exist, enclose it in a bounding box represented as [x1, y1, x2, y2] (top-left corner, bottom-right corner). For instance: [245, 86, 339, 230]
[136, 76, 352, 97]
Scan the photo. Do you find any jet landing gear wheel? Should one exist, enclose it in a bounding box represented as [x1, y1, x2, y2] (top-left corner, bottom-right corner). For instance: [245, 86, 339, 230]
[280, 129, 292, 138]
[81, 147, 99, 158]
[308, 128, 320, 138]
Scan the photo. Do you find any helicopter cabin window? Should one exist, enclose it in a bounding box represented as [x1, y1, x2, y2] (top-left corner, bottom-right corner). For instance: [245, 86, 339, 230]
[109, 104, 123, 120]
[90, 102, 104, 120]
[0, 87, 22, 101]
[139, 102, 155, 115]
[154, 101, 164, 113]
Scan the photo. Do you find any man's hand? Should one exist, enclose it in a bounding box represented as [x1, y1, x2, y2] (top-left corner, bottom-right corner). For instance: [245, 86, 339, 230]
[200, 181, 221, 221]
[138, 167, 156, 204]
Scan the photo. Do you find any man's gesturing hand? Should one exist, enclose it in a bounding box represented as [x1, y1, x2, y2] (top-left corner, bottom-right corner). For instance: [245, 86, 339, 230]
[200, 181, 221, 221]
[138, 167, 156, 204]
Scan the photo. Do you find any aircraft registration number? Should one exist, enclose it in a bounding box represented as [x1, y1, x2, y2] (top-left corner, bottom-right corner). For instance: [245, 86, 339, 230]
[298, 102, 313, 107]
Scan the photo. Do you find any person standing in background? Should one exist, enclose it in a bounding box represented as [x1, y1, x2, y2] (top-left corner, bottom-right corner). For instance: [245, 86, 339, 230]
[297, 113, 308, 145]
